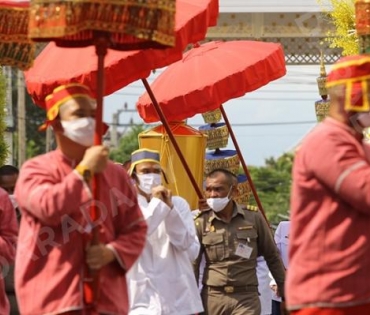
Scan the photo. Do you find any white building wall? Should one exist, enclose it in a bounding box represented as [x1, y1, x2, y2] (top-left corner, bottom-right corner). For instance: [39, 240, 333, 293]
[219, 0, 330, 13]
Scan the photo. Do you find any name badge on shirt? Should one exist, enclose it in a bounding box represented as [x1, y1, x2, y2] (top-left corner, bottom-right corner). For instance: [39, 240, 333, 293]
[235, 243, 253, 259]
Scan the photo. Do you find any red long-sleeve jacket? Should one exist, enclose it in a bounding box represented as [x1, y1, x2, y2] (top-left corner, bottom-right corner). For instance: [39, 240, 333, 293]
[15, 150, 147, 315]
[288, 118, 370, 310]
[0, 188, 17, 315]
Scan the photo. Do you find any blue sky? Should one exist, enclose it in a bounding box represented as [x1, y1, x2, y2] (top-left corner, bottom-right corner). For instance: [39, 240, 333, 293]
[103, 64, 328, 166]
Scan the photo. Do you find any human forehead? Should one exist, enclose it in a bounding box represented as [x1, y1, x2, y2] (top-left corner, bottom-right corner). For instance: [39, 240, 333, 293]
[135, 161, 161, 171]
[205, 173, 229, 188]
[0, 174, 18, 184]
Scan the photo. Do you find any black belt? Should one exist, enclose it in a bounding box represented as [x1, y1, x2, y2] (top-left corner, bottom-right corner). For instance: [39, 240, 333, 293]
[206, 285, 258, 294]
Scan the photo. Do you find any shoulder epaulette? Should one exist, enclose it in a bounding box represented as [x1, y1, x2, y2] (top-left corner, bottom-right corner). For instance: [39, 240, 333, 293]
[245, 205, 259, 212]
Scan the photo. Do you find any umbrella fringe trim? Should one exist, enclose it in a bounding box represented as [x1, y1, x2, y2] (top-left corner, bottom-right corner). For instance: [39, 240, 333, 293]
[29, 0, 176, 47]
[0, 4, 30, 42]
[0, 42, 35, 70]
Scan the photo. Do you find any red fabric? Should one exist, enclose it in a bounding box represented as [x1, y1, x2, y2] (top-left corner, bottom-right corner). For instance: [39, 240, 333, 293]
[326, 55, 370, 111]
[0, 0, 34, 70]
[287, 118, 370, 308]
[0, 0, 28, 8]
[136, 40, 287, 123]
[327, 55, 370, 83]
[24, 0, 219, 107]
[0, 188, 18, 315]
[14, 150, 147, 315]
[292, 303, 370, 315]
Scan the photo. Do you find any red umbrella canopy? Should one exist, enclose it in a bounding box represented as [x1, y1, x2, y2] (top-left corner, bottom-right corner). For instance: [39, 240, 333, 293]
[136, 40, 287, 123]
[25, 43, 181, 106]
[25, 0, 219, 106]
[0, 0, 35, 70]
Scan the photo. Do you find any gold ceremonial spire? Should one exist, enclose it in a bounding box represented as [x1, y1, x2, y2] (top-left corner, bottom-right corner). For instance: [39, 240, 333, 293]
[317, 51, 328, 101]
[315, 51, 330, 122]
[320, 51, 327, 77]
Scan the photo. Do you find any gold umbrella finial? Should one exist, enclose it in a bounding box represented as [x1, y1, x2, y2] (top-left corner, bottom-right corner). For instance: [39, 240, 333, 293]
[319, 51, 327, 78]
[315, 51, 330, 122]
[317, 51, 328, 100]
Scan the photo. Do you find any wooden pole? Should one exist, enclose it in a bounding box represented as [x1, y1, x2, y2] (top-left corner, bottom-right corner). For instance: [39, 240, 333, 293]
[220, 105, 269, 224]
[141, 78, 203, 199]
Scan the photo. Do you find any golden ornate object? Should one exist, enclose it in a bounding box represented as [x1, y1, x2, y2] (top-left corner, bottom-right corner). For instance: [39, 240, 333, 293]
[204, 149, 240, 177]
[234, 175, 252, 206]
[139, 121, 207, 210]
[202, 109, 222, 124]
[317, 52, 328, 98]
[0, 3, 35, 70]
[199, 123, 229, 150]
[28, 0, 176, 48]
[315, 52, 330, 122]
[359, 34, 370, 53]
[355, 0, 370, 35]
[315, 99, 331, 122]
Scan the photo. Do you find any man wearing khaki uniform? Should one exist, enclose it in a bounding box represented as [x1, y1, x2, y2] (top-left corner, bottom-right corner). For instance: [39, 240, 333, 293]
[194, 169, 286, 315]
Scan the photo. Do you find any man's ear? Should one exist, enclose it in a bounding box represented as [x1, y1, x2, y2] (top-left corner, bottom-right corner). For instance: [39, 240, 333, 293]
[230, 184, 238, 199]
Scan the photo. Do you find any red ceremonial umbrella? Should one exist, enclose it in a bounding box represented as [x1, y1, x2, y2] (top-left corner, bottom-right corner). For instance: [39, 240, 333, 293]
[136, 40, 287, 221]
[0, 0, 34, 70]
[25, 0, 218, 308]
[25, 0, 219, 106]
[25, 0, 219, 207]
[26, 0, 218, 301]
[137, 41, 286, 122]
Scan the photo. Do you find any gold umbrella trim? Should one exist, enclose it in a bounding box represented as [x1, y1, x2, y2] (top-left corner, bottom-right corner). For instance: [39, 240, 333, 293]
[29, 0, 176, 47]
[0, 5, 35, 70]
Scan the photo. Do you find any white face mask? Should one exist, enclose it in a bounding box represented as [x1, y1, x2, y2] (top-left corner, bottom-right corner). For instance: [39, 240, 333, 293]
[349, 112, 370, 134]
[206, 187, 232, 213]
[358, 113, 370, 129]
[61, 117, 95, 147]
[9, 194, 17, 209]
[136, 173, 162, 194]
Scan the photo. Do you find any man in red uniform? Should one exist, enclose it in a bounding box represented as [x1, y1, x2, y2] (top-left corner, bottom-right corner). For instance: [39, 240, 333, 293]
[0, 165, 20, 314]
[14, 83, 147, 315]
[287, 55, 370, 315]
[0, 187, 17, 315]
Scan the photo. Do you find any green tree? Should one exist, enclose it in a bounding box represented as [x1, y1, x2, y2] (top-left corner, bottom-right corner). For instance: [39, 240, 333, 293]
[0, 68, 9, 165]
[110, 124, 146, 162]
[245, 152, 294, 224]
[24, 92, 46, 158]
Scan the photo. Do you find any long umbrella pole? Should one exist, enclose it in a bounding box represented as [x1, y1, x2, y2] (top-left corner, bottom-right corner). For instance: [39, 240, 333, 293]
[220, 105, 269, 224]
[83, 35, 108, 310]
[141, 78, 203, 199]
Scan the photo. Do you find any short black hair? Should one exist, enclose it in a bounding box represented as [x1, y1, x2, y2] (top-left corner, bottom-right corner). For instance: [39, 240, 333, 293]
[206, 168, 238, 186]
[0, 165, 19, 176]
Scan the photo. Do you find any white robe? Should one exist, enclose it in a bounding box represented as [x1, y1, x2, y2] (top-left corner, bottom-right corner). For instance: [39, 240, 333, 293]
[127, 195, 204, 315]
[270, 221, 290, 303]
[257, 256, 273, 315]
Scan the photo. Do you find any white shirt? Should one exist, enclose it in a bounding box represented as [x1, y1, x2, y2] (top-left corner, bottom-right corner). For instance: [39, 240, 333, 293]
[127, 195, 204, 315]
[257, 256, 273, 315]
[270, 221, 290, 302]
